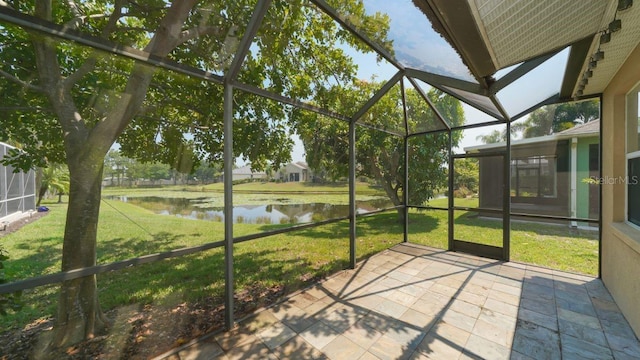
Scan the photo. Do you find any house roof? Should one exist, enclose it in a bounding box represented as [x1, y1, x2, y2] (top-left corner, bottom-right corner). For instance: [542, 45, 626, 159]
[557, 119, 601, 136]
[231, 165, 266, 176]
[465, 119, 600, 153]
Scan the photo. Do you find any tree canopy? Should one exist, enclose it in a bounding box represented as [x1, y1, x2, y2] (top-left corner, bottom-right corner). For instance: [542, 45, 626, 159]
[0, 0, 392, 347]
[296, 81, 464, 217]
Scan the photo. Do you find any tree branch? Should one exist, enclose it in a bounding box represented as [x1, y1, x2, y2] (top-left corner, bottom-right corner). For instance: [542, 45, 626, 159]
[0, 68, 44, 92]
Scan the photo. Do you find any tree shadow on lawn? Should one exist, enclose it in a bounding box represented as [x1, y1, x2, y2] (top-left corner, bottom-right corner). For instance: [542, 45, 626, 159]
[97, 231, 188, 262]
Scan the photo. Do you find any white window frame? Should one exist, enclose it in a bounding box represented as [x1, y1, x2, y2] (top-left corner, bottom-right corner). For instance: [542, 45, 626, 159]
[626, 83, 640, 230]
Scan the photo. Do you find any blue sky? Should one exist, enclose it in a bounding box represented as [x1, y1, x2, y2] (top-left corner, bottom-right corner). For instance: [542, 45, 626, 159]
[269, 0, 569, 163]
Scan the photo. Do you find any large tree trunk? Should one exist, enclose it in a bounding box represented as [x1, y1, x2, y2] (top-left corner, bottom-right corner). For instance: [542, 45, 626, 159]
[28, 0, 198, 348]
[52, 157, 107, 346]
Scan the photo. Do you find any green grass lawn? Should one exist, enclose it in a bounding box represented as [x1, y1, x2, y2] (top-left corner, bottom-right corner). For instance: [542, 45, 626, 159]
[0, 196, 398, 331]
[1, 187, 599, 333]
[410, 197, 599, 275]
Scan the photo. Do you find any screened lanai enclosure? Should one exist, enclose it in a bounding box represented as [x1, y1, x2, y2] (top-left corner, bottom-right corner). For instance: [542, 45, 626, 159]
[1, 0, 639, 358]
[0, 142, 36, 222]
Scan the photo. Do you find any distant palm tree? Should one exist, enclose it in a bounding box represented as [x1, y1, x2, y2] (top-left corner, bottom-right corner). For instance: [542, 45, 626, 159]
[37, 164, 70, 206]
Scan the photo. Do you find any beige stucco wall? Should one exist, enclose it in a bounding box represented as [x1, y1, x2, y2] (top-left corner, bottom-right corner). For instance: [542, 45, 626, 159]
[601, 42, 640, 338]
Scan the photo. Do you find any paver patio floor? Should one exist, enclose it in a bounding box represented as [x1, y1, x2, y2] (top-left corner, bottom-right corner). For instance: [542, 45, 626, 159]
[162, 243, 640, 360]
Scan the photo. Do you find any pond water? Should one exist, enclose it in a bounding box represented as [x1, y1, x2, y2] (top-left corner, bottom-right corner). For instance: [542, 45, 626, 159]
[108, 196, 393, 224]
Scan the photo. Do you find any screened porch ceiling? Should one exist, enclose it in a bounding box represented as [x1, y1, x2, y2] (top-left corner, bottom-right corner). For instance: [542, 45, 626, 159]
[343, 0, 640, 124]
[1, 0, 638, 131]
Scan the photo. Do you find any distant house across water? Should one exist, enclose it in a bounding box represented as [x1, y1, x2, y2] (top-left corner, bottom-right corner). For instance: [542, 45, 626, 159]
[279, 162, 310, 182]
[223, 165, 268, 182]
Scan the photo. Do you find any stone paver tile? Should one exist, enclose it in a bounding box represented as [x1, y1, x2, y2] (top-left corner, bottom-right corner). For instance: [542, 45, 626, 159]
[375, 298, 408, 318]
[556, 296, 597, 317]
[521, 282, 555, 301]
[435, 276, 465, 290]
[397, 284, 426, 298]
[397, 265, 422, 277]
[281, 311, 318, 333]
[178, 341, 224, 360]
[369, 334, 413, 360]
[268, 301, 304, 321]
[416, 321, 469, 359]
[343, 321, 384, 349]
[592, 297, 621, 313]
[300, 321, 341, 350]
[238, 311, 280, 333]
[289, 292, 322, 310]
[518, 308, 558, 332]
[467, 277, 495, 290]
[321, 335, 367, 360]
[214, 328, 259, 351]
[611, 350, 640, 360]
[257, 322, 297, 350]
[387, 290, 418, 307]
[554, 280, 588, 296]
[555, 288, 592, 305]
[419, 289, 452, 304]
[512, 321, 560, 360]
[520, 296, 556, 317]
[472, 318, 514, 347]
[441, 309, 476, 333]
[493, 276, 523, 289]
[456, 290, 487, 306]
[487, 289, 520, 306]
[461, 283, 491, 297]
[302, 285, 331, 301]
[321, 306, 368, 333]
[597, 308, 629, 324]
[358, 351, 381, 360]
[271, 336, 327, 360]
[484, 298, 519, 318]
[408, 277, 435, 290]
[462, 333, 510, 360]
[509, 350, 537, 360]
[385, 322, 426, 350]
[387, 270, 415, 283]
[605, 332, 640, 357]
[560, 334, 613, 360]
[348, 293, 385, 311]
[478, 308, 517, 332]
[601, 318, 638, 340]
[558, 308, 601, 330]
[585, 281, 615, 302]
[224, 339, 277, 360]
[399, 308, 438, 331]
[558, 318, 608, 347]
[429, 283, 458, 298]
[358, 311, 401, 332]
[449, 299, 482, 319]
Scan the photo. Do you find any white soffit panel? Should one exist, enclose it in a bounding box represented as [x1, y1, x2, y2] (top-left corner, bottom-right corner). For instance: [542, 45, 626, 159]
[471, 0, 610, 68]
[583, 3, 640, 95]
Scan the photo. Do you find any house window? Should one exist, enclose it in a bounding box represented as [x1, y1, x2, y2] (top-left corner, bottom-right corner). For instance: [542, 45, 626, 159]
[511, 155, 557, 198]
[627, 84, 640, 228]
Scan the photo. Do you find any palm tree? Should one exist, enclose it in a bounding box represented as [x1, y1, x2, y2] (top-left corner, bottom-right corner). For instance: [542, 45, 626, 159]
[37, 164, 71, 206]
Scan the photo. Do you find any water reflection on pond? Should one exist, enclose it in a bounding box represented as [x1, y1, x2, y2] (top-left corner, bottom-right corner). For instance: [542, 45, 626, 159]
[108, 196, 393, 224]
